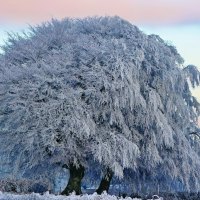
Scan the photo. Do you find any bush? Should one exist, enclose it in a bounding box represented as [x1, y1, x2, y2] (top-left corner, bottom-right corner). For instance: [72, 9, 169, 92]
[0, 178, 50, 194]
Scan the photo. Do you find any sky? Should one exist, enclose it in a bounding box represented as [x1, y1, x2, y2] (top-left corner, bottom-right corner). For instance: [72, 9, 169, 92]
[0, 0, 199, 67]
[0, 0, 200, 124]
[0, 0, 200, 67]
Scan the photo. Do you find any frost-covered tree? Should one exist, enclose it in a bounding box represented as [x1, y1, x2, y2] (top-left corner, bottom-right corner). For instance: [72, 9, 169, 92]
[0, 17, 200, 195]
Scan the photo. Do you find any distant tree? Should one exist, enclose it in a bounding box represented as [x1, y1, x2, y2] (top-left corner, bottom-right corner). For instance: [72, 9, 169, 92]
[0, 17, 200, 195]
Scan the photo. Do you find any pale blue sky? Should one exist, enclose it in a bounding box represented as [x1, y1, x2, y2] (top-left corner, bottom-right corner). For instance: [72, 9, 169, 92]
[1, 0, 200, 67]
[0, 20, 200, 101]
[141, 24, 200, 68]
[0, 22, 199, 102]
[1, 23, 200, 68]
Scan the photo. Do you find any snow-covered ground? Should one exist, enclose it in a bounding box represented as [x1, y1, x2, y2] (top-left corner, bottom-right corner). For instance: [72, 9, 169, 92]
[0, 192, 144, 200]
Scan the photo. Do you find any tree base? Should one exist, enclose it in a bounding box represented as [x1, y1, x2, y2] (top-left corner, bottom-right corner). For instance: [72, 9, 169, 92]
[61, 164, 85, 196]
[96, 168, 113, 194]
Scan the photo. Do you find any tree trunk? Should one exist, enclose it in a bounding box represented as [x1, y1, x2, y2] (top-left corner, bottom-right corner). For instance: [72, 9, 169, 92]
[96, 168, 113, 194]
[61, 164, 85, 195]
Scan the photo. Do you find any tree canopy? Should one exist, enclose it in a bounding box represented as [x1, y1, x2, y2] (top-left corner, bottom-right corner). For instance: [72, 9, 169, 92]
[0, 16, 200, 193]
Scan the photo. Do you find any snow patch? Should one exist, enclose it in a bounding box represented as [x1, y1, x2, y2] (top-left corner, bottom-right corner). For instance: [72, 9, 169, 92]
[0, 192, 142, 200]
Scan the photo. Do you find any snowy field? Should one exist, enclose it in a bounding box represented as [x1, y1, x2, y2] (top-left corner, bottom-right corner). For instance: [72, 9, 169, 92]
[0, 192, 143, 200]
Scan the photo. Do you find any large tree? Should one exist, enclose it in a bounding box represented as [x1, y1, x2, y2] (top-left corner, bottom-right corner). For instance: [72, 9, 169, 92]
[0, 17, 200, 194]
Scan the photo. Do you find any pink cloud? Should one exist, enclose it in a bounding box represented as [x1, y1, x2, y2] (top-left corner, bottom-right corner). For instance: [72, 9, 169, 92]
[0, 0, 200, 25]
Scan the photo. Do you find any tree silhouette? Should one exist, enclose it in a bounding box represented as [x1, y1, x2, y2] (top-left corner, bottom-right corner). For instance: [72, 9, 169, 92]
[0, 17, 200, 194]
